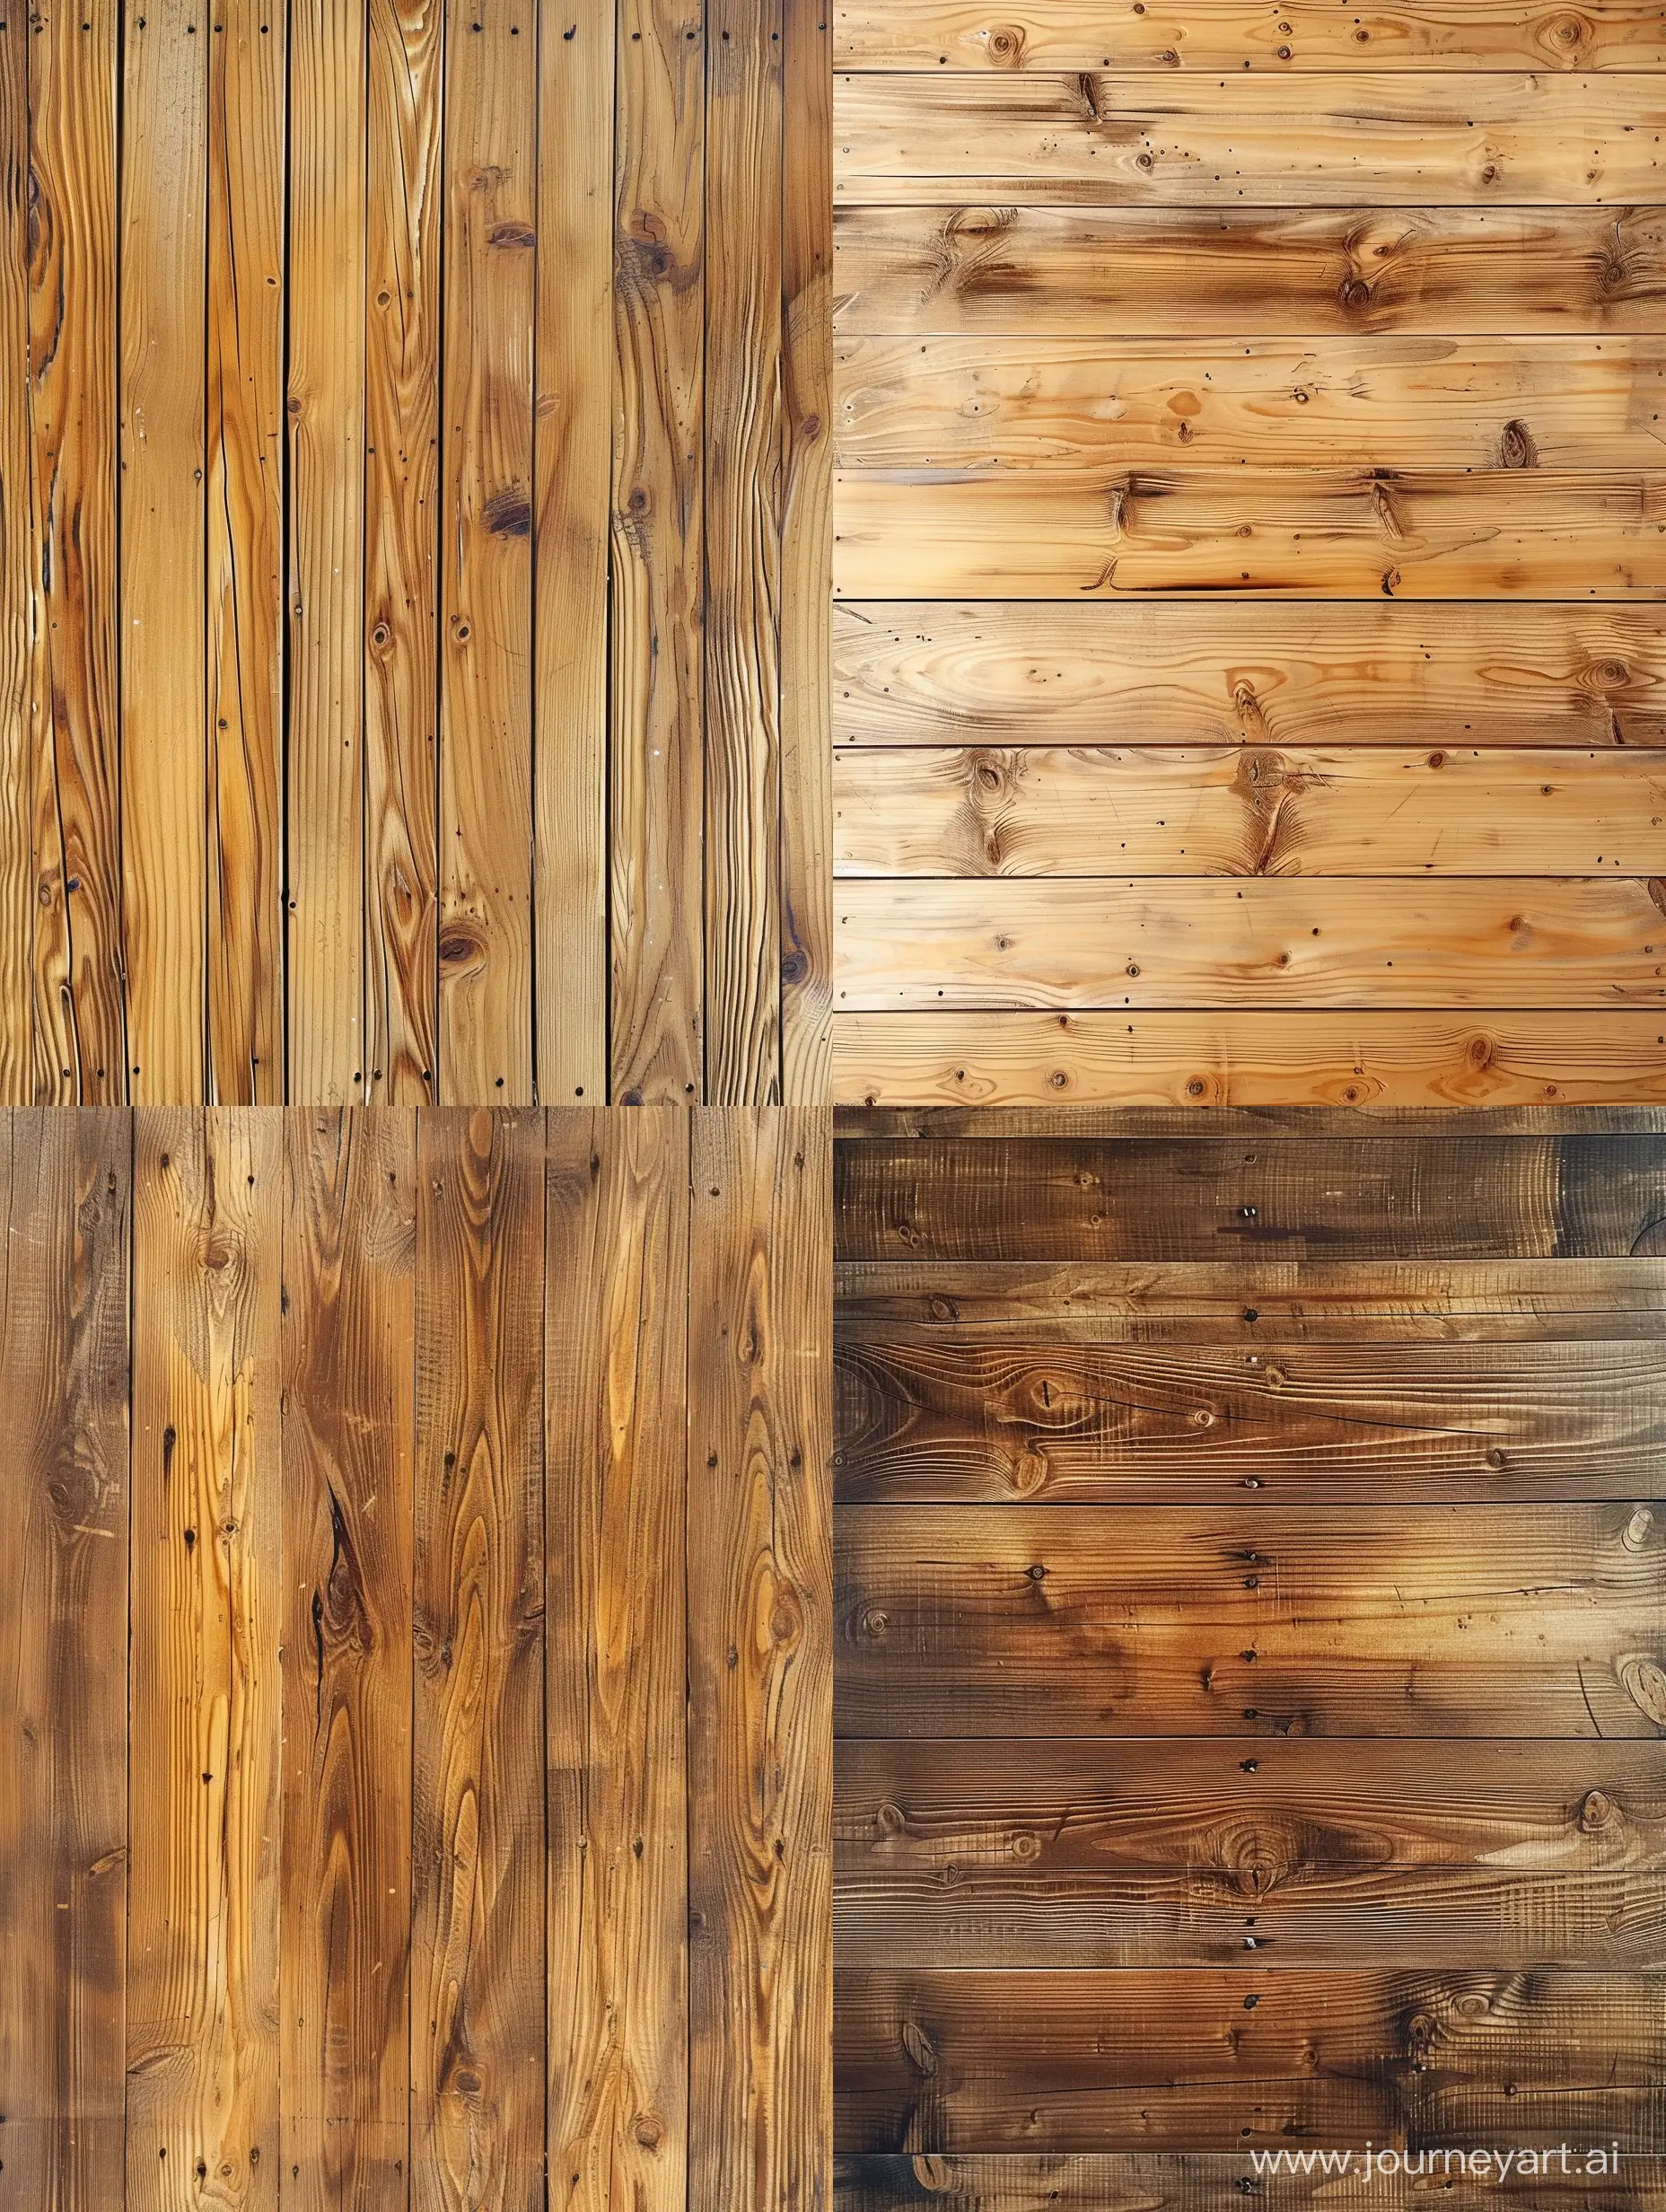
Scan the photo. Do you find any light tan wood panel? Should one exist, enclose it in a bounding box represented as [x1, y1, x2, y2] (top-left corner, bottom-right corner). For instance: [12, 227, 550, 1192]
[835, 71, 1666, 203]
[835, 0, 1666, 71]
[833, 602, 1666, 747]
[836, 335, 1666, 471]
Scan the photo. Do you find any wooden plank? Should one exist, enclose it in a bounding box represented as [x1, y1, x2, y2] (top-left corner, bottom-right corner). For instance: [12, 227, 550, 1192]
[834, 71, 1666, 203]
[835, 1737, 1666, 1966]
[289, 0, 367, 1104]
[834, 745, 1666, 878]
[206, 0, 286, 1103]
[832, 602, 1666, 750]
[438, 0, 536, 1106]
[834, 1969, 1666, 2153]
[0, 1112, 129, 2200]
[832, 204, 1666, 336]
[280, 1109, 416, 2206]
[27, 0, 124, 1101]
[781, 0, 837, 1103]
[835, 1255, 1666, 1340]
[612, 0, 706, 1102]
[127, 1110, 282, 2211]
[833, 1011, 1666, 1108]
[688, 1109, 834, 2211]
[0, 19, 30, 1098]
[546, 1106, 689, 2212]
[834, 0, 1666, 71]
[835, 334, 1666, 473]
[836, 877, 1666, 1012]
[706, 0, 785, 1103]
[831, 1133, 1666, 1260]
[834, 1336, 1666, 1501]
[363, 0, 443, 1105]
[534, 0, 613, 1109]
[834, 469, 1666, 599]
[121, 2, 206, 1103]
[413, 1108, 546, 2205]
[835, 1499, 1666, 1737]
[836, 1102, 1666, 1136]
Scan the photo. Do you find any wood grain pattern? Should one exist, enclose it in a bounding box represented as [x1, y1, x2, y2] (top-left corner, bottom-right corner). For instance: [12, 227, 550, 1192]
[0, 21, 31, 1102]
[688, 1110, 834, 2212]
[835, 72, 1666, 204]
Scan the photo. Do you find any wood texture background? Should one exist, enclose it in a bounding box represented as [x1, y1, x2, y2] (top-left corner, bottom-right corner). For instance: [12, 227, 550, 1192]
[832, 1106, 1666, 2207]
[0, 0, 831, 1108]
[0, 1102, 831, 2209]
[830, 1, 1666, 1110]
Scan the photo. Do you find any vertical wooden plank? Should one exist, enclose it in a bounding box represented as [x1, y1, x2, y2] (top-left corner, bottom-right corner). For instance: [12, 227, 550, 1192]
[121, 1, 207, 1104]
[289, 0, 367, 1104]
[0, 1111, 130, 2202]
[704, 0, 783, 1104]
[413, 1108, 546, 2207]
[532, 0, 611, 1108]
[436, 0, 536, 1107]
[206, 0, 286, 1104]
[127, 1109, 283, 2212]
[545, 1106, 689, 2209]
[777, 0, 832, 1106]
[0, 22, 31, 1101]
[364, 0, 442, 1108]
[688, 1106, 834, 2209]
[611, 0, 705, 1104]
[27, 0, 125, 1101]
[280, 1108, 416, 2208]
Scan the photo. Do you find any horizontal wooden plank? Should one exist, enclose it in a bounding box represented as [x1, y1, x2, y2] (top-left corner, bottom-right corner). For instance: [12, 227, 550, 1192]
[836, 1256, 1666, 1339]
[832, 1012, 1666, 1107]
[837, 1103, 1666, 1135]
[834, 745, 1666, 877]
[834, 1337, 1666, 1501]
[836, 1499, 1666, 1737]
[834, 1968, 1666, 2152]
[835, 1, 1666, 73]
[834, 469, 1666, 598]
[833, 204, 1666, 335]
[835, 73, 1666, 204]
[835, 335, 1666, 472]
[835, 1738, 1666, 1965]
[831, 1132, 1666, 1260]
[835, 2153, 1666, 2212]
[832, 602, 1666, 749]
[836, 878, 1666, 1011]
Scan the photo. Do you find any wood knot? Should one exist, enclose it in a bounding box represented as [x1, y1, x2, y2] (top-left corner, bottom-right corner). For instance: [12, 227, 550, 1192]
[1498, 417, 1538, 469]
[1579, 1787, 1614, 1831]
[1618, 1653, 1666, 1726]
[984, 20, 1025, 63]
[901, 2019, 938, 2076]
[482, 486, 531, 536]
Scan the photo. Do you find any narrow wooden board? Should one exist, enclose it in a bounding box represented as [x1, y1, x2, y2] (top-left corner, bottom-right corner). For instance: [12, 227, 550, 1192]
[834, 469, 1666, 599]
[535, 0, 614, 1108]
[364, 0, 443, 1105]
[833, 205, 1666, 336]
[831, 1133, 1666, 1260]
[832, 1011, 1666, 1108]
[120, 2, 206, 1103]
[834, 1336, 1666, 1500]
[835, 1255, 1666, 1339]
[546, 1107, 689, 2212]
[835, 1499, 1666, 1737]
[0, 1113, 129, 2201]
[832, 602, 1666, 750]
[836, 1102, 1666, 1135]
[834, 1969, 1666, 2152]
[612, 0, 706, 1102]
[835, 335, 1666, 472]
[413, 1109, 546, 2204]
[127, 1110, 283, 2211]
[835, 877, 1666, 1012]
[280, 1110, 416, 2206]
[835, 1737, 1666, 1966]
[688, 1110, 834, 2212]
[835, 0, 1666, 71]
[834, 745, 1666, 878]
[835, 72, 1666, 203]
[0, 19, 31, 1099]
[206, 0, 285, 1103]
